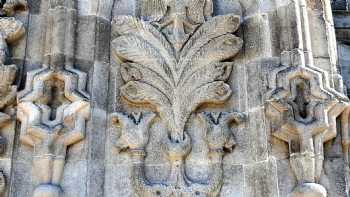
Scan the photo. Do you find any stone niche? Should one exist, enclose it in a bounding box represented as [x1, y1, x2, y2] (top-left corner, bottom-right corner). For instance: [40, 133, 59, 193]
[0, 0, 349, 197]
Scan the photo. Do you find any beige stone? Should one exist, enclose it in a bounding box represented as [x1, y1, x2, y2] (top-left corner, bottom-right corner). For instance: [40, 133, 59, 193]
[0, 0, 348, 196]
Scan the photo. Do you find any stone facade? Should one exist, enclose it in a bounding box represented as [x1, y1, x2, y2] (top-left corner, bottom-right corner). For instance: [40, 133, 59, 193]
[0, 0, 349, 196]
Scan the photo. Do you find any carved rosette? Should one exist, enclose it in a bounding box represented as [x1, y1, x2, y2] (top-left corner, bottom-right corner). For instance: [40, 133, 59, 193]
[266, 50, 347, 197]
[16, 1, 90, 197]
[111, 0, 245, 196]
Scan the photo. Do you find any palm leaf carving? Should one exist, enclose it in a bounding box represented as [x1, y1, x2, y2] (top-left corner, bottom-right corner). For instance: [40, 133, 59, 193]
[112, 14, 242, 140]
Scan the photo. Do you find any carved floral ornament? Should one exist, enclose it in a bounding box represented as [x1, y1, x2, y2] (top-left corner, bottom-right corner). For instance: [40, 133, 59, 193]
[111, 0, 245, 196]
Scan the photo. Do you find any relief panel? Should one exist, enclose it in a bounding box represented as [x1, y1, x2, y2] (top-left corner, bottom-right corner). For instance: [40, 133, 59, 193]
[110, 0, 246, 196]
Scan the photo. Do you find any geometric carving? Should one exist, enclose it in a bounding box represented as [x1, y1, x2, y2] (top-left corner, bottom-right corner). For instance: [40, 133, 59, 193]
[111, 0, 245, 195]
[16, 1, 90, 196]
[17, 67, 90, 197]
[266, 50, 347, 197]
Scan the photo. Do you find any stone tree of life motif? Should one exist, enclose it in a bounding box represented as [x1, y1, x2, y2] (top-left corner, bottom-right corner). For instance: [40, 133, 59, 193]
[110, 0, 246, 196]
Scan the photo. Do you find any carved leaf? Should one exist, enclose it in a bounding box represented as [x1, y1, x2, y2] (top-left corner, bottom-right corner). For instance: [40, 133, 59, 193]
[121, 63, 173, 99]
[186, 81, 232, 109]
[112, 34, 175, 85]
[120, 81, 172, 111]
[171, 81, 232, 138]
[178, 14, 241, 76]
[180, 62, 233, 97]
[185, 34, 243, 78]
[112, 14, 242, 139]
[112, 16, 176, 68]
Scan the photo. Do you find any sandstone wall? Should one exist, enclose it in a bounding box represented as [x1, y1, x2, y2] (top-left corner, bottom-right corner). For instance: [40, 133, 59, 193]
[0, 0, 348, 196]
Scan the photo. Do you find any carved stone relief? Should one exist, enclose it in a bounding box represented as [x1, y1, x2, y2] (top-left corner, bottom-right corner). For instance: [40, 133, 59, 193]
[265, 0, 350, 196]
[0, 0, 347, 196]
[0, 0, 27, 195]
[16, 1, 90, 197]
[111, 0, 245, 196]
[266, 51, 347, 197]
[0, 0, 26, 155]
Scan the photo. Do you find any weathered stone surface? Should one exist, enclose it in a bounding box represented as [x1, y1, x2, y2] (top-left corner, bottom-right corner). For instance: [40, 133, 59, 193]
[0, 0, 348, 196]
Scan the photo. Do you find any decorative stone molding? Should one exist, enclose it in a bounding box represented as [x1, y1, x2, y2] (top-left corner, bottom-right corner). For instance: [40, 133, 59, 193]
[17, 97, 89, 197]
[265, 0, 350, 195]
[16, 1, 90, 197]
[16, 45, 90, 197]
[266, 50, 347, 197]
[111, 0, 245, 195]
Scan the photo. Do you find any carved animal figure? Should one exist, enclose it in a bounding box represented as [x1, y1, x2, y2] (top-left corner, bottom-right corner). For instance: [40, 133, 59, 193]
[111, 112, 156, 152]
[199, 112, 245, 152]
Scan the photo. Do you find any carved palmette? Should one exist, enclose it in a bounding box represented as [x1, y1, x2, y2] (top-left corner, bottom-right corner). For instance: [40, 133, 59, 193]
[111, 0, 245, 196]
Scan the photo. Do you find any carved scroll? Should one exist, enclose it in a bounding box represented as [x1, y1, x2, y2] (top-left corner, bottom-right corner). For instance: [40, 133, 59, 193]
[16, 1, 90, 197]
[111, 0, 245, 195]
